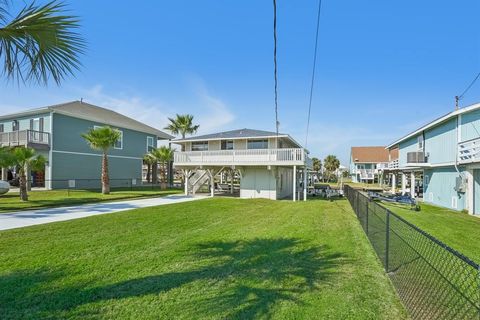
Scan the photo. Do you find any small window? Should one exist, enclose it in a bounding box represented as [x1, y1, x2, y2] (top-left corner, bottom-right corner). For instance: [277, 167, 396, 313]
[192, 141, 208, 151]
[12, 120, 19, 131]
[147, 136, 155, 152]
[114, 130, 123, 149]
[0, 124, 3, 133]
[221, 140, 234, 150]
[247, 139, 268, 149]
[417, 135, 424, 150]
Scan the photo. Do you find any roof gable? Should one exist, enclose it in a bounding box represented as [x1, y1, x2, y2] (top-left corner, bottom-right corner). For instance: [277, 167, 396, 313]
[0, 101, 172, 139]
[351, 146, 389, 163]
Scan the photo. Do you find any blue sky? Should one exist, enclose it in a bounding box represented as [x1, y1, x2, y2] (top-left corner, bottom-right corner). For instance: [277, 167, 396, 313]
[1, 0, 480, 164]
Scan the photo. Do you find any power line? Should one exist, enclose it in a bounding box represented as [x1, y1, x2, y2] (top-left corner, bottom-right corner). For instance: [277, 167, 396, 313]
[273, 0, 279, 136]
[305, 0, 323, 148]
[456, 71, 480, 109]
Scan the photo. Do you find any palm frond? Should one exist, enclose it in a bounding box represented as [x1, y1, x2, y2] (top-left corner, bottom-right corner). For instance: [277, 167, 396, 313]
[0, 0, 85, 85]
[81, 126, 121, 152]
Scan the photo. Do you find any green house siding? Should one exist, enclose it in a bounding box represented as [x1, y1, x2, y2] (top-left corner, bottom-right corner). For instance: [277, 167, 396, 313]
[48, 113, 156, 188]
[423, 167, 465, 211]
[424, 118, 457, 164]
[51, 152, 142, 189]
[52, 113, 156, 158]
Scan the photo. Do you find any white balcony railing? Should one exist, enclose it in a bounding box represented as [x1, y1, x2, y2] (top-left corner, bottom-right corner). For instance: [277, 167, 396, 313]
[174, 148, 311, 167]
[458, 138, 480, 163]
[0, 130, 50, 148]
[388, 159, 399, 169]
[358, 169, 374, 179]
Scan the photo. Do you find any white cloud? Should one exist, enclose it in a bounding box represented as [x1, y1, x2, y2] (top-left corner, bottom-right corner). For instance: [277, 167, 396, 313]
[77, 80, 235, 135]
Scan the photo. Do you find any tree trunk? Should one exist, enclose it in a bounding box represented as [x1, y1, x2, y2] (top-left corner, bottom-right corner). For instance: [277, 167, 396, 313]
[146, 163, 151, 183]
[102, 152, 110, 194]
[19, 168, 28, 201]
[160, 162, 167, 190]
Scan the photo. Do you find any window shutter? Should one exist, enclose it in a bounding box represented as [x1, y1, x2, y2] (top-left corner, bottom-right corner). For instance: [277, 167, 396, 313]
[39, 118, 44, 132]
[30, 119, 34, 130]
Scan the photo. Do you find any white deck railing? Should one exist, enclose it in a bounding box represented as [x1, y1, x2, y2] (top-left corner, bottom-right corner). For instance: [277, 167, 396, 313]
[358, 169, 374, 179]
[388, 159, 399, 169]
[458, 138, 480, 163]
[174, 148, 310, 167]
[0, 130, 50, 148]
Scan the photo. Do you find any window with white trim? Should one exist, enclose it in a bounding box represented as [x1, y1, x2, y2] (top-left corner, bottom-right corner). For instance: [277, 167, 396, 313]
[247, 139, 268, 149]
[192, 141, 208, 151]
[114, 130, 123, 149]
[417, 135, 424, 150]
[147, 136, 155, 152]
[221, 140, 234, 150]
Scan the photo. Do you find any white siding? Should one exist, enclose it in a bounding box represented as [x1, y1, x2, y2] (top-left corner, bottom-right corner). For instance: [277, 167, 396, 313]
[276, 167, 293, 199]
[240, 167, 277, 200]
[234, 139, 247, 150]
[209, 140, 220, 150]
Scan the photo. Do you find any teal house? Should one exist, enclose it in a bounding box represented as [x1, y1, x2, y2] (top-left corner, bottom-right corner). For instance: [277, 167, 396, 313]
[0, 101, 172, 189]
[386, 103, 480, 215]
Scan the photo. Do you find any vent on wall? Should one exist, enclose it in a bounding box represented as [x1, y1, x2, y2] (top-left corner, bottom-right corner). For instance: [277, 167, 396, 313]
[451, 197, 458, 209]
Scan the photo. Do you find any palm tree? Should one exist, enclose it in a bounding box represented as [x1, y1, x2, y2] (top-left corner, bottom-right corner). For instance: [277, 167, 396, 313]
[149, 146, 174, 189]
[164, 114, 199, 141]
[0, 146, 14, 180]
[0, 1, 85, 86]
[10, 147, 46, 201]
[312, 157, 321, 182]
[323, 155, 340, 183]
[143, 154, 156, 183]
[81, 126, 121, 194]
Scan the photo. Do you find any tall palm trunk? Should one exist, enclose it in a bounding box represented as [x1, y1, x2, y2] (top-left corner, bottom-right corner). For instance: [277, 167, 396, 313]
[160, 162, 167, 190]
[146, 163, 151, 183]
[19, 167, 28, 201]
[102, 152, 110, 194]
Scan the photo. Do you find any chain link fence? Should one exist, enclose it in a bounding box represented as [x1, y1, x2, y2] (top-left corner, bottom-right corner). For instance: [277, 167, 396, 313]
[344, 185, 480, 320]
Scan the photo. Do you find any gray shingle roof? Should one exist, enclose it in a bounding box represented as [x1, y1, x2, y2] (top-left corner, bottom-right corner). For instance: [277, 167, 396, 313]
[173, 128, 303, 148]
[173, 128, 287, 141]
[0, 101, 173, 139]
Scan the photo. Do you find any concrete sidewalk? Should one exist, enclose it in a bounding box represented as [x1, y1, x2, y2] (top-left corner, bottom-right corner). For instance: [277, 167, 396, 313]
[0, 195, 205, 231]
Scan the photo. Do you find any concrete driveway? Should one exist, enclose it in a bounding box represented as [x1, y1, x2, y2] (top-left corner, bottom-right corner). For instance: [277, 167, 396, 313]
[0, 195, 206, 231]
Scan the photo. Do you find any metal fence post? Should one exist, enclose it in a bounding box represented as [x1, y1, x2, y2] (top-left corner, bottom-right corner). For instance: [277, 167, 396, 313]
[356, 191, 359, 217]
[385, 209, 390, 272]
[366, 198, 369, 235]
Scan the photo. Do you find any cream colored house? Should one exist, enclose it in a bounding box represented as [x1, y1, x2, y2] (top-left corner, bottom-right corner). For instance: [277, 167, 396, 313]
[173, 129, 312, 200]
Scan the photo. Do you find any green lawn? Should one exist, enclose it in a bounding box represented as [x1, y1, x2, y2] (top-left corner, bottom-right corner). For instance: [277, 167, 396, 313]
[0, 188, 182, 213]
[0, 198, 407, 319]
[385, 202, 480, 264]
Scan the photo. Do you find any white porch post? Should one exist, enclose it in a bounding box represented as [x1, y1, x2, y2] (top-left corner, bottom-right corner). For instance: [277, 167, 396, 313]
[230, 170, 234, 194]
[391, 173, 396, 193]
[410, 171, 415, 197]
[209, 170, 214, 197]
[401, 172, 407, 194]
[184, 170, 189, 195]
[293, 165, 297, 201]
[303, 167, 307, 201]
[466, 168, 474, 214]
